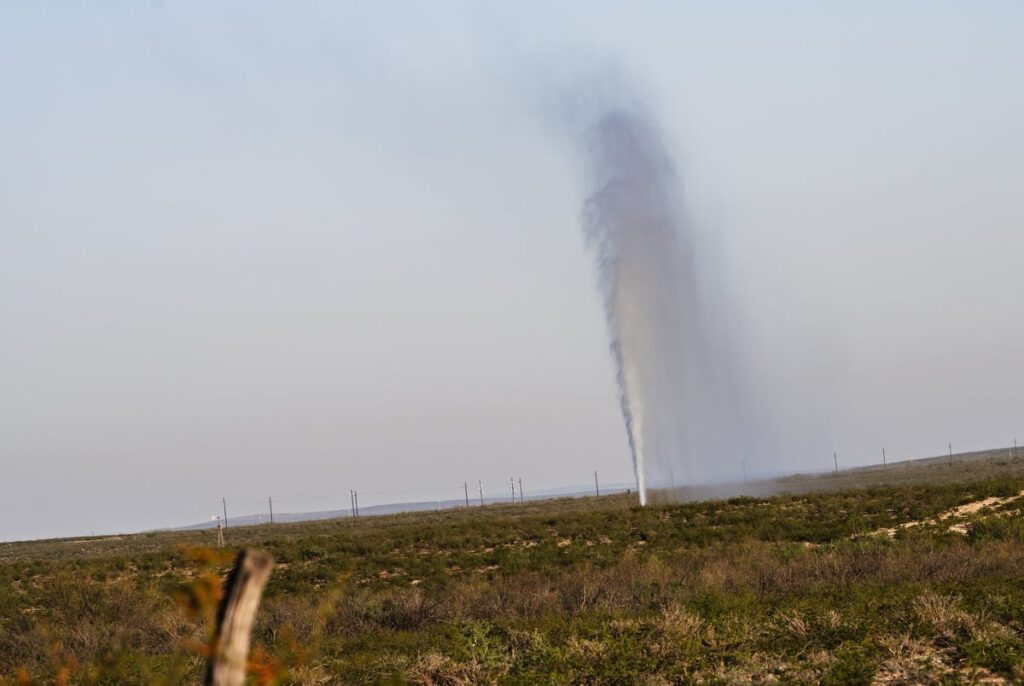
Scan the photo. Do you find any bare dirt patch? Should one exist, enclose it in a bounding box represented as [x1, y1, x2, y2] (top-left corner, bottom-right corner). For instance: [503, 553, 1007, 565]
[859, 491, 1024, 539]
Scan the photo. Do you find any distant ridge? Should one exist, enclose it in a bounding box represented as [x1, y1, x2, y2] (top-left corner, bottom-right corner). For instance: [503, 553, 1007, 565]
[164, 446, 1021, 533]
[169, 486, 633, 531]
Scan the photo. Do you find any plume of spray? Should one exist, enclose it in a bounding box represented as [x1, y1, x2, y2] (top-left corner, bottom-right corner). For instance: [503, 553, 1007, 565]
[564, 77, 753, 506]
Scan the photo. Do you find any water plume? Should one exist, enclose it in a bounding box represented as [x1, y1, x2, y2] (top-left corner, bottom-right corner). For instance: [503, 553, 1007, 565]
[566, 79, 749, 505]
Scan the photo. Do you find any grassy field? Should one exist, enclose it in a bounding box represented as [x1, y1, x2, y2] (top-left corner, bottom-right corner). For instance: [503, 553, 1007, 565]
[3, 449, 1024, 684]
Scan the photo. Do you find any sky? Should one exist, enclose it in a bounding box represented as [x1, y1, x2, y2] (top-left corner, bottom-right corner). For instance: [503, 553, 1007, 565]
[2, 2, 1022, 541]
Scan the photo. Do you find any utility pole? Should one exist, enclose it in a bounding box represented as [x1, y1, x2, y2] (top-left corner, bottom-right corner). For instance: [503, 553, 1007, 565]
[268, 497, 274, 525]
[478, 480, 484, 506]
[222, 497, 228, 528]
[594, 470, 600, 497]
[464, 482, 470, 508]
[216, 516, 225, 547]
[350, 490, 355, 518]
[833, 452, 838, 474]
[354, 490, 359, 518]
[518, 478, 524, 503]
[510, 478, 516, 503]
[882, 448, 887, 469]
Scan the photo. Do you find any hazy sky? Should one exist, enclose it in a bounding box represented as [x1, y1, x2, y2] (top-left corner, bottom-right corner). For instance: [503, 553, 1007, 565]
[2, 2, 1022, 541]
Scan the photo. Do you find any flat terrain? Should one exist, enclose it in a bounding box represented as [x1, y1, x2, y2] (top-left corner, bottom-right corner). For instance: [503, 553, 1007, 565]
[3, 449, 1024, 684]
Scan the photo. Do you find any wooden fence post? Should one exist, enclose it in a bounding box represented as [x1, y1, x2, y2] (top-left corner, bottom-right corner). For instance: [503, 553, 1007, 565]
[205, 549, 275, 686]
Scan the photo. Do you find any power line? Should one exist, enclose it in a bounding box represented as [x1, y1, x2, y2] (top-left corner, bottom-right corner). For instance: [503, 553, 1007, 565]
[220, 483, 468, 508]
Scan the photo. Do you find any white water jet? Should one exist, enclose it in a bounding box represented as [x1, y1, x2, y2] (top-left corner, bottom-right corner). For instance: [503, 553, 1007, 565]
[568, 81, 750, 505]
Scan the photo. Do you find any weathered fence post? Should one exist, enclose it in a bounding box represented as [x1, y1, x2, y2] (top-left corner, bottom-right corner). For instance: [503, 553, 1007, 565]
[205, 549, 275, 686]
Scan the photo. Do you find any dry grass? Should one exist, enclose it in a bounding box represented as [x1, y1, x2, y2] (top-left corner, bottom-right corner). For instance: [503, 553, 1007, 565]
[3, 452, 1024, 683]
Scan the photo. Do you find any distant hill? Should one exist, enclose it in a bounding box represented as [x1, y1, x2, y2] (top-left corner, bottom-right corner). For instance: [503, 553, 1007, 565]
[170, 486, 632, 531]
[163, 446, 1023, 532]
